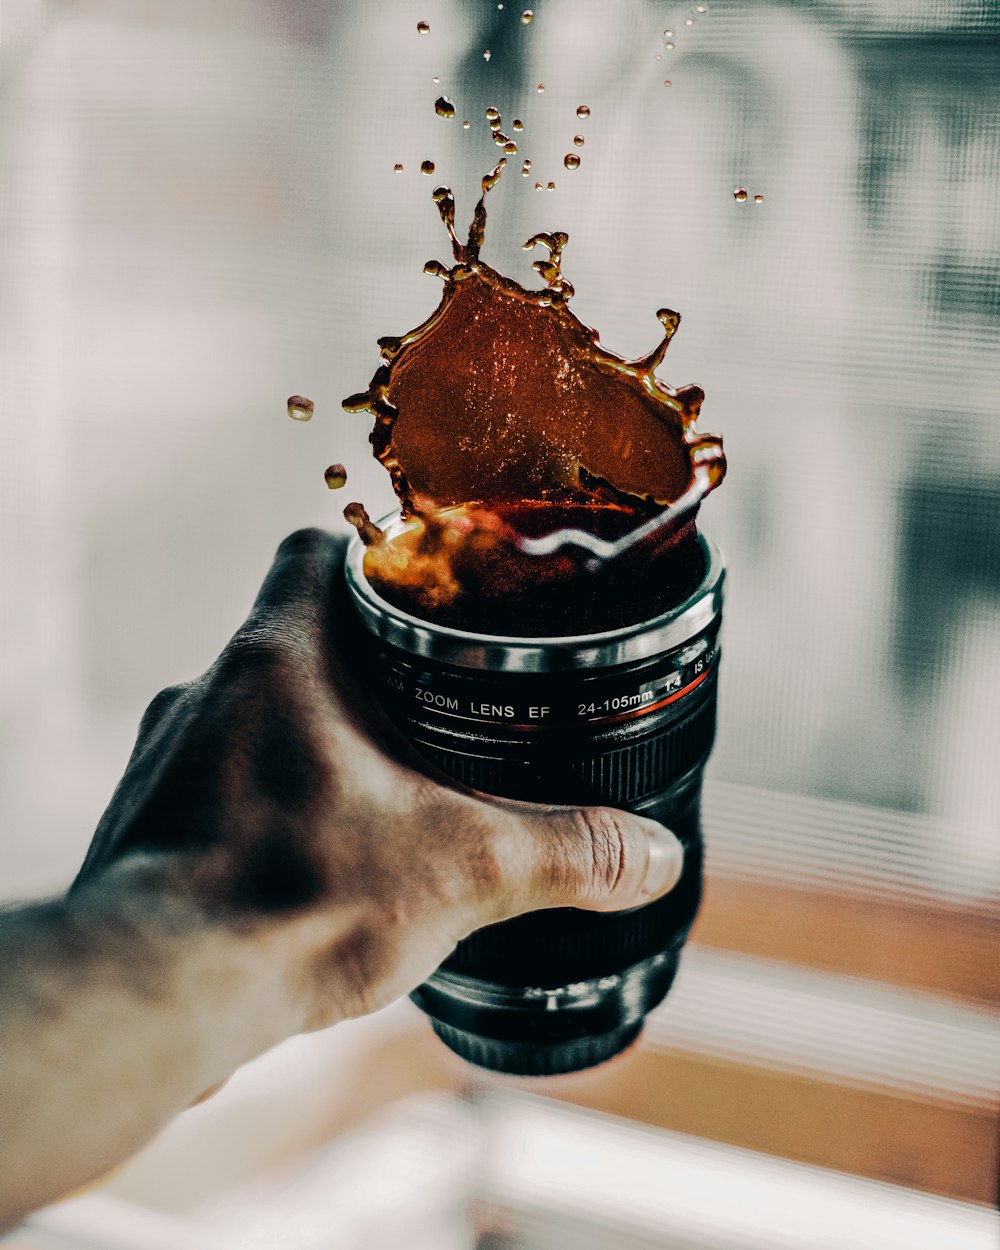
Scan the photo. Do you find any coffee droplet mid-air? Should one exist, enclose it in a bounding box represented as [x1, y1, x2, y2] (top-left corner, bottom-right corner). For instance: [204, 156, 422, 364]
[287, 395, 314, 421]
[324, 464, 347, 490]
[564, 153, 580, 170]
[434, 96, 456, 119]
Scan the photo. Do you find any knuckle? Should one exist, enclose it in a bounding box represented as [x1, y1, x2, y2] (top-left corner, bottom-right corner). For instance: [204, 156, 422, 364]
[275, 527, 334, 562]
[138, 683, 191, 738]
[212, 627, 298, 685]
[408, 785, 505, 910]
[574, 807, 634, 898]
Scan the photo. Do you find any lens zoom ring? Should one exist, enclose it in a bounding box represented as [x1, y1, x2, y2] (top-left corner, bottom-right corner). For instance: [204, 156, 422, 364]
[414, 670, 717, 807]
[568, 688, 717, 804]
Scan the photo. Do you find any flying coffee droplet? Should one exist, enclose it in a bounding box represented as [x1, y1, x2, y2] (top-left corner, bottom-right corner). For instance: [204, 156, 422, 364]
[417, 21, 430, 35]
[486, 106, 500, 121]
[287, 394, 314, 421]
[432, 76, 440, 83]
[664, 41, 676, 50]
[343, 502, 383, 547]
[573, 134, 584, 146]
[324, 464, 347, 490]
[564, 153, 580, 170]
[483, 49, 492, 60]
[504, 141, 518, 155]
[685, 18, 694, 25]
[520, 9, 533, 23]
[536, 82, 545, 92]
[733, 186, 748, 202]
[694, 4, 708, 12]
[754, 194, 765, 204]
[497, 2, 503, 7]
[434, 95, 456, 118]
[421, 160, 436, 175]
[655, 53, 662, 60]
[534, 181, 543, 191]
[663, 29, 674, 39]
[463, 120, 471, 129]
[547, 180, 556, 190]
[393, 163, 404, 173]
[576, 104, 590, 118]
[663, 79, 672, 87]
[512, 118, 524, 131]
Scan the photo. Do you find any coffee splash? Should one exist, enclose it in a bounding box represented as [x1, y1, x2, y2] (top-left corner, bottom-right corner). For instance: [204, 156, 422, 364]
[341, 155, 725, 634]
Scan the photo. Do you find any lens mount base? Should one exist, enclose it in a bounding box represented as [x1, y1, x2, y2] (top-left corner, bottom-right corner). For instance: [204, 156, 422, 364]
[429, 1017, 645, 1078]
[411, 948, 680, 1077]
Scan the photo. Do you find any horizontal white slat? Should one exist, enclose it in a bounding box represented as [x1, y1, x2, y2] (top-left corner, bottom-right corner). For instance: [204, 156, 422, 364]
[647, 946, 1000, 1107]
[703, 779, 1000, 904]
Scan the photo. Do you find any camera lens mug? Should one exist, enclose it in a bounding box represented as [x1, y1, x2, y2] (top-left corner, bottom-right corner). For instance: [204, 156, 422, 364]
[345, 515, 724, 1076]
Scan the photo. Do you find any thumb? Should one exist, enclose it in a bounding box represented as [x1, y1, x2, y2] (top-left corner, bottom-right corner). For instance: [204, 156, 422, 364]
[488, 803, 685, 921]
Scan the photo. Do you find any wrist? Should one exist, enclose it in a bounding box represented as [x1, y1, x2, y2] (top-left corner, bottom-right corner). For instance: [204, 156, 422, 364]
[66, 855, 329, 1078]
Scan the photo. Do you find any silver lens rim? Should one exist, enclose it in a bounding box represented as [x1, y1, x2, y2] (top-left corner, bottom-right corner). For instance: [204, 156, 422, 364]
[344, 511, 724, 673]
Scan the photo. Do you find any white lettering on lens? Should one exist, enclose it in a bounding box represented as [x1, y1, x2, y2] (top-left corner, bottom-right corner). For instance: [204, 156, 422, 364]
[415, 688, 458, 710]
[472, 703, 515, 718]
[528, 706, 551, 719]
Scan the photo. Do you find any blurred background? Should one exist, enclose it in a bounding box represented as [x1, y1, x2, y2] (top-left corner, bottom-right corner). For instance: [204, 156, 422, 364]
[1, 0, 998, 1245]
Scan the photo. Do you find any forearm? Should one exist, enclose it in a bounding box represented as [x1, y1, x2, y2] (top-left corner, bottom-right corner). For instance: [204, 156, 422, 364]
[0, 860, 325, 1231]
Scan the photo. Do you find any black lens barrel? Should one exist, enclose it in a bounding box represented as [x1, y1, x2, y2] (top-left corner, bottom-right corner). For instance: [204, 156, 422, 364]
[345, 524, 723, 1076]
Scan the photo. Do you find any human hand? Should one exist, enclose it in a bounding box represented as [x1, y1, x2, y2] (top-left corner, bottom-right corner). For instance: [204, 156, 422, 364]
[1, 529, 686, 1227]
[74, 528, 685, 1032]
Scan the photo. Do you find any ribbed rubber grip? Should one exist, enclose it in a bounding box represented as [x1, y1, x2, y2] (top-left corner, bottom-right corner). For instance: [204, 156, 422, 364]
[429, 1017, 645, 1077]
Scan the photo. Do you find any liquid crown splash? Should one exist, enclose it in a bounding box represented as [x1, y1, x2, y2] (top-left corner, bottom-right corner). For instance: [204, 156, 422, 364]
[342, 157, 725, 634]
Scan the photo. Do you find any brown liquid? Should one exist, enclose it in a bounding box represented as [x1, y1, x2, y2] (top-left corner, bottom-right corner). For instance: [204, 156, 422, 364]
[287, 395, 314, 421]
[342, 157, 725, 634]
[350, 499, 705, 634]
